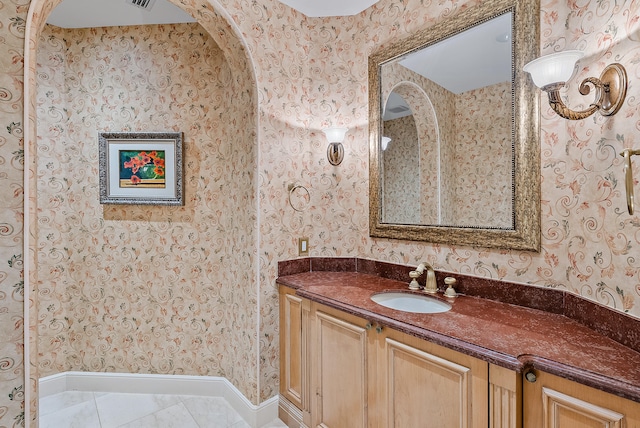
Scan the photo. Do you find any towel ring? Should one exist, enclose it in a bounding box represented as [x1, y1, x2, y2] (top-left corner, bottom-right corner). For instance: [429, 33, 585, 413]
[620, 148, 640, 214]
[288, 184, 310, 212]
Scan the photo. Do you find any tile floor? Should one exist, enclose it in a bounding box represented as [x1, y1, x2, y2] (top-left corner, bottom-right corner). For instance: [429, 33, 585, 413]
[39, 391, 288, 428]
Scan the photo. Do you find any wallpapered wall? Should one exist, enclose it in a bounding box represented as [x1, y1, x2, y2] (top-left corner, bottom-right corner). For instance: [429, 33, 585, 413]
[305, 0, 640, 322]
[381, 76, 512, 228]
[453, 81, 512, 228]
[35, 21, 258, 399]
[381, 60, 450, 225]
[2, 0, 640, 426]
[383, 115, 421, 224]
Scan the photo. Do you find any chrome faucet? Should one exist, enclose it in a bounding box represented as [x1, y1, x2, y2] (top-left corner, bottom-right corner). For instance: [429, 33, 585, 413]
[408, 262, 438, 294]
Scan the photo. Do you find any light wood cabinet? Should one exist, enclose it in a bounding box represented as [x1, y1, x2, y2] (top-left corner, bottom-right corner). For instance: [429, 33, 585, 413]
[279, 287, 311, 427]
[309, 301, 490, 428]
[374, 324, 489, 427]
[311, 304, 372, 427]
[279, 286, 640, 428]
[489, 364, 521, 428]
[523, 369, 640, 428]
[279, 287, 517, 427]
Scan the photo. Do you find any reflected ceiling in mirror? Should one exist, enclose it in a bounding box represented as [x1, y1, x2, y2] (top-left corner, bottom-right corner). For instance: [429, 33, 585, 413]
[398, 12, 512, 95]
[369, 0, 540, 251]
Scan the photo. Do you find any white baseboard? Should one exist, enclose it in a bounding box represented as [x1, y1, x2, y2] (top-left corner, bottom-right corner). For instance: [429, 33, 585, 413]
[39, 372, 278, 428]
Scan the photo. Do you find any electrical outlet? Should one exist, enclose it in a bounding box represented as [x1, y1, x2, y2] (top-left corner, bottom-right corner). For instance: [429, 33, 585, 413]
[298, 237, 309, 256]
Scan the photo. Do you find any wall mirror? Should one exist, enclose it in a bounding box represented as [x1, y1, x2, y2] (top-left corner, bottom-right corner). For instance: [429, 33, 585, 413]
[369, 0, 540, 251]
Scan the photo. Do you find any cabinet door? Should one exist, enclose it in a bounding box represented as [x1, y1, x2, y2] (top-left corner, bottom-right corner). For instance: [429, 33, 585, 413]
[524, 369, 640, 428]
[489, 364, 521, 428]
[311, 305, 371, 428]
[279, 287, 311, 426]
[377, 327, 489, 428]
[280, 289, 308, 410]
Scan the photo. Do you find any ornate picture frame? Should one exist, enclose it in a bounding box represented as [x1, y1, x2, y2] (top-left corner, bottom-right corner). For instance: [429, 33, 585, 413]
[98, 132, 184, 205]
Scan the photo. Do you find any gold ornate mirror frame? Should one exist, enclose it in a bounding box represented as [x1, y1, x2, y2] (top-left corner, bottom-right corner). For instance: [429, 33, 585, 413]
[369, 0, 540, 251]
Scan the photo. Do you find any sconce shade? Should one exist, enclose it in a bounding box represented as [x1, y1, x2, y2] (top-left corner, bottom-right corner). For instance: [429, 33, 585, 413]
[323, 127, 348, 143]
[523, 50, 584, 88]
[381, 136, 391, 151]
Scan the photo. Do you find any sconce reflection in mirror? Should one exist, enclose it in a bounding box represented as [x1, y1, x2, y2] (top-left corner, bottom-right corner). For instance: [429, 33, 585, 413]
[620, 149, 640, 215]
[524, 50, 627, 120]
[323, 127, 348, 166]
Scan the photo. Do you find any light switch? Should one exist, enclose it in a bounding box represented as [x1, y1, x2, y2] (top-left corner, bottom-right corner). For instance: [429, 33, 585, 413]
[298, 237, 309, 256]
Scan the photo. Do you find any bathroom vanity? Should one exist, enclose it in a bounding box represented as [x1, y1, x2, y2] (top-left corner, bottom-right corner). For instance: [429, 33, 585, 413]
[277, 258, 640, 428]
[280, 286, 491, 427]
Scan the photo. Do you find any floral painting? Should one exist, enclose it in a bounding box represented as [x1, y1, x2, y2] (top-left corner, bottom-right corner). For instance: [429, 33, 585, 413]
[98, 132, 183, 205]
[119, 150, 166, 188]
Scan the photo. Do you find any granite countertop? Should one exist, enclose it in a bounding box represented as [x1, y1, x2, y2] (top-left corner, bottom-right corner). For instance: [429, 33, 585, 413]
[277, 269, 640, 403]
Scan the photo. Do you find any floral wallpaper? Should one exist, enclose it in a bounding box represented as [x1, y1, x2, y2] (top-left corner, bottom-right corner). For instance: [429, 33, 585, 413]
[380, 67, 512, 228]
[35, 19, 257, 398]
[383, 115, 421, 224]
[381, 60, 453, 225]
[2, 0, 640, 427]
[307, 0, 640, 321]
[452, 81, 512, 228]
[0, 0, 28, 426]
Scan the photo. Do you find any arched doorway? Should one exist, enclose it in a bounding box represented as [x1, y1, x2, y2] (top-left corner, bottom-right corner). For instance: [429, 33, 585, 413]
[23, 1, 258, 425]
[382, 81, 440, 225]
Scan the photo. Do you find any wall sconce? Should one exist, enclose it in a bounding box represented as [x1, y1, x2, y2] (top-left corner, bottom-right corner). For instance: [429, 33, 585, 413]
[523, 50, 627, 120]
[323, 127, 348, 166]
[381, 136, 391, 151]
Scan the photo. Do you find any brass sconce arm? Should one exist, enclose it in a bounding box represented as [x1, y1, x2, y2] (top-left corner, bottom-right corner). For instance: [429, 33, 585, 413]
[524, 50, 628, 121]
[620, 148, 640, 215]
[543, 81, 600, 121]
[541, 64, 627, 120]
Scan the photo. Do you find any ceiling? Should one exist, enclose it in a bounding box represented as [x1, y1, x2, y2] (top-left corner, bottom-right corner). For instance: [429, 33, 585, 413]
[47, 0, 194, 28]
[277, 0, 379, 17]
[48, 0, 511, 121]
[384, 12, 512, 120]
[399, 12, 512, 95]
[46, 0, 380, 28]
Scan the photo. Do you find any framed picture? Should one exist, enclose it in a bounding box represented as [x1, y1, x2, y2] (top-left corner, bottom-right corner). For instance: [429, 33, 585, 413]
[98, 132, 184, 205]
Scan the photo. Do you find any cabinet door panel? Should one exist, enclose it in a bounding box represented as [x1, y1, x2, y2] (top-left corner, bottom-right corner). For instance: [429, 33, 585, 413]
[280, 292, 304, 406]
[541, 387, 623, 428]
[385, 338, 471, 427]
[313, 310, 369, 428]
[524, 370, 639, 428]
[278, 287, 311, 427]
[379, 330, 488, 428]
[489, 364, 521, 428]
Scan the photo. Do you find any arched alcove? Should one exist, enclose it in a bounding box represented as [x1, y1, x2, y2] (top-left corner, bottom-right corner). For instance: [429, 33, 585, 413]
[382, 81, 440, 225]
[24, 1, 259, 424]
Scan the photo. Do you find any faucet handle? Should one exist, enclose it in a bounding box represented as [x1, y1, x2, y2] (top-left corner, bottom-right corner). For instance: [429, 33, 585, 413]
[408, 270, 421, 290]
[443, 277, 458, 298]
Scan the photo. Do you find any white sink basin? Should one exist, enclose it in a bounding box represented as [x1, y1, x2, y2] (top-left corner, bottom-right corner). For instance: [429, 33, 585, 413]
[371, 292, 452, 314]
